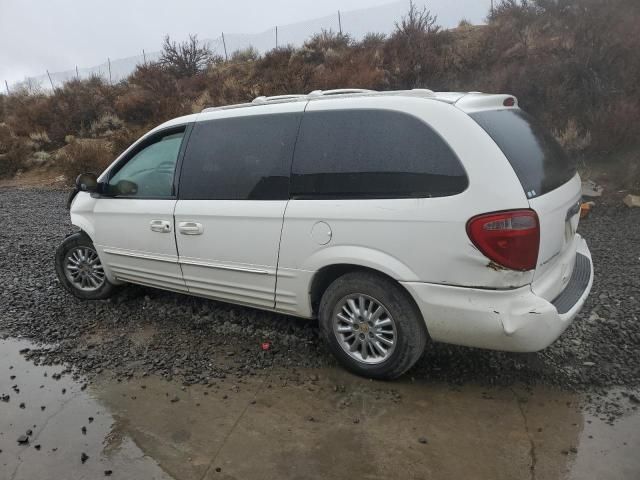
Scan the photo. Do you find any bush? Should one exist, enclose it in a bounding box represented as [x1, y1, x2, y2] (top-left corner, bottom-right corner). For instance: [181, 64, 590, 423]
[0, 138, 30, 177]
[90, 112, 124, 138]
[159, 34, 216, 78]
[57, 138, 114, 181]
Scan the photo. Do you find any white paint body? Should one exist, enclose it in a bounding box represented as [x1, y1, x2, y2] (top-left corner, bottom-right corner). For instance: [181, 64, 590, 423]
[70, 90, 593, 353]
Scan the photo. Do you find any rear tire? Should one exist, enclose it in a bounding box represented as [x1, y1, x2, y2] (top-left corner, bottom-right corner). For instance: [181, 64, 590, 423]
[55, 232, 116, 300]
[319, 271, 427, 379]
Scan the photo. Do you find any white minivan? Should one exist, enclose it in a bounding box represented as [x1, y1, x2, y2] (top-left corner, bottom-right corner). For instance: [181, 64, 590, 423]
[56, 89, 593, 379]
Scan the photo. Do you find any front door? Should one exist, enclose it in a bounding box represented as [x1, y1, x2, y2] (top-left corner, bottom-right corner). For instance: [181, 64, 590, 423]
[92, 127, 188, 293]
[174, 106, 303, 308]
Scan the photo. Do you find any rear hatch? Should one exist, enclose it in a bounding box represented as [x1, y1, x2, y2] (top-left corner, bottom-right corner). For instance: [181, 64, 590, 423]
[470, 108, 581, 301]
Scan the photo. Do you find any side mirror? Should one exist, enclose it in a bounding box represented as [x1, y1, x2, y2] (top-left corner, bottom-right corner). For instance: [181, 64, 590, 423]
[75, 173, 99, 192]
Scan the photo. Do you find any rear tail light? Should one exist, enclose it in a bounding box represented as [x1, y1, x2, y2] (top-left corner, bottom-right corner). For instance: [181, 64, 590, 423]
[466, 209, 540, 271]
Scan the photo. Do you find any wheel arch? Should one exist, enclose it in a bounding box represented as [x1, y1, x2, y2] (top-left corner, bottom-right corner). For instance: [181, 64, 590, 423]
[308, 263, 425, 330]
[70, 216, 96, 243]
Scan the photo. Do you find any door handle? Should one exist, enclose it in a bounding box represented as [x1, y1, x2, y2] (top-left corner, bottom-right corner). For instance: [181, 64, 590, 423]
[150, 220, 172, 233]
[178, 221, 204, 235]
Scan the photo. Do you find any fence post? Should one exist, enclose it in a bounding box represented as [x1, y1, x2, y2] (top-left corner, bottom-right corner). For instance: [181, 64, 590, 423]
[4, 80, 9, 95]
[76, 65, 79, 79]
[221, 32, 228, 61]
[46, 70, 54, 90]
[143, 49, 147, 65]
[108, 57, 112, 84]
[275, 26, 278, 49]
[338, 10, 342, 35]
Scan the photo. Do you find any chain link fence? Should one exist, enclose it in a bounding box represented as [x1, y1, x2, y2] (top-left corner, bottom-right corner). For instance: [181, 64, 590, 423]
[8, 0, 490, 92]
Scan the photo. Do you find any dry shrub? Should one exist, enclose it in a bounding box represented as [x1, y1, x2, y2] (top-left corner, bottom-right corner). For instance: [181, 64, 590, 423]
[57, 138, 113, 180]
[0, 123, 13, 152]
[588, 100, 640, 154]
[0, 138, 30, 177]
[159, 34, 217, 78]
[251, 47, 309, 95]
[554, 119, 591, 154]
[383, 2, 453, 89]
[47, 76, 117, 144]
[90, 112, 124, 138]
[116, 63, 184, 125]
[231, 47, 260, 63]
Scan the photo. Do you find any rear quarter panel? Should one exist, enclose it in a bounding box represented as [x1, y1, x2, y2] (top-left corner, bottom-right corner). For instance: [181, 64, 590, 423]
[277, 96, 532, 317]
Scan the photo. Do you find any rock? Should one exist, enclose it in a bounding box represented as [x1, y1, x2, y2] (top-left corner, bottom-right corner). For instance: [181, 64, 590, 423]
[418, 436, 428, 444]
[1, 394, 9, 402]
[583, 362, 596, 367]
[104, 470, 113, 476]
[19, 402, 25, 409]
[170, 396, 180, 403]
[34, 444, 41, 450]
[17, 435, 29, 445]
[81, 426, 87, 435]
[623, 194, 640, 208]
[81, 452, 89, 464]
[581, 180, 603, 198]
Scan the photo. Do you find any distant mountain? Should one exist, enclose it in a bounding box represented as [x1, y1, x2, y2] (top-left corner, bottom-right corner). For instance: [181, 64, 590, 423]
[21, 0, 490, 90]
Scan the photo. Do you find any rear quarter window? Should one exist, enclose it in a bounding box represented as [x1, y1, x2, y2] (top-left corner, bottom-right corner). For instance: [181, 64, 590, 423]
[291, 109, 468, 199]
[470, 109, 576, 198]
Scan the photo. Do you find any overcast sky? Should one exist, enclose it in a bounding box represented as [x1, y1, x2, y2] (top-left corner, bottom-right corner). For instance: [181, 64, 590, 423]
[0, 0, 488, 86]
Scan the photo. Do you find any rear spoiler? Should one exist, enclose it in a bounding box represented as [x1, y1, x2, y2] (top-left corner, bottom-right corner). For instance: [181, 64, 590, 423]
[454, 93, 519, 113]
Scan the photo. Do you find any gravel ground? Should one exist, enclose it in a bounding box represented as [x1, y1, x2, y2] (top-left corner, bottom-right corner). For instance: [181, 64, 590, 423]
[0, 188, 639, 406]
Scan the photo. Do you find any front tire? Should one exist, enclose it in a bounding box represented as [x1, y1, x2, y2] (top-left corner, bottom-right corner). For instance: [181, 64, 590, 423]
[55, 232, 116, 300]
[319, 272, 427, 380]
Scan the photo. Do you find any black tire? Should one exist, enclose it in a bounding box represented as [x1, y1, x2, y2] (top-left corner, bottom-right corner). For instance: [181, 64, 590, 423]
[55, 232, 116, 300]
[319, 271, 427, 380]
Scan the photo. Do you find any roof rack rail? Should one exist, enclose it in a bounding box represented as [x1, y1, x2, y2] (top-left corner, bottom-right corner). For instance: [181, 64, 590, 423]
[307, 88, 377, 97]
[251, 94, 306, 104]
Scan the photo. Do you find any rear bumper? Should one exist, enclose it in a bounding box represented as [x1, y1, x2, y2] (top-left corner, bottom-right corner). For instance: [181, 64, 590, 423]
[401, 237, 593, 352]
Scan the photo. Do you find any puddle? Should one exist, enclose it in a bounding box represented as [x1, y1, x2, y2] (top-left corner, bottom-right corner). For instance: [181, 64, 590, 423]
[1, 338, 639, 480]
[0, 338, 171, 480]
[570, 391, 640, 480]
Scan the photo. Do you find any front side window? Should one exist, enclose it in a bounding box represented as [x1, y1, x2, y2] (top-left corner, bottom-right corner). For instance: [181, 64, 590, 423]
[290, 109, 468, 198]
[107, 130, 185, 197]
[179, 113, 301, 200]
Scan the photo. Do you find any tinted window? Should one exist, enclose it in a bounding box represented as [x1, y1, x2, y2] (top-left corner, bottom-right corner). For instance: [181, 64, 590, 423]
[179, 113, 301, 200]
[291, 109, 467, 198]
[470, 109, 576, 198]
[108, 130, 184, 197]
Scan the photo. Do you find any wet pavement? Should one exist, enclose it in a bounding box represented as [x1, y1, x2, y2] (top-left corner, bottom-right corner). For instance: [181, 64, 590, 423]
[1, 338, 639, 480]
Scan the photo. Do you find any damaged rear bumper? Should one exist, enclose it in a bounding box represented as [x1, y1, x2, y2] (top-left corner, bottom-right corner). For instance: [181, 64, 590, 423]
[401, 239, 593, 352]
